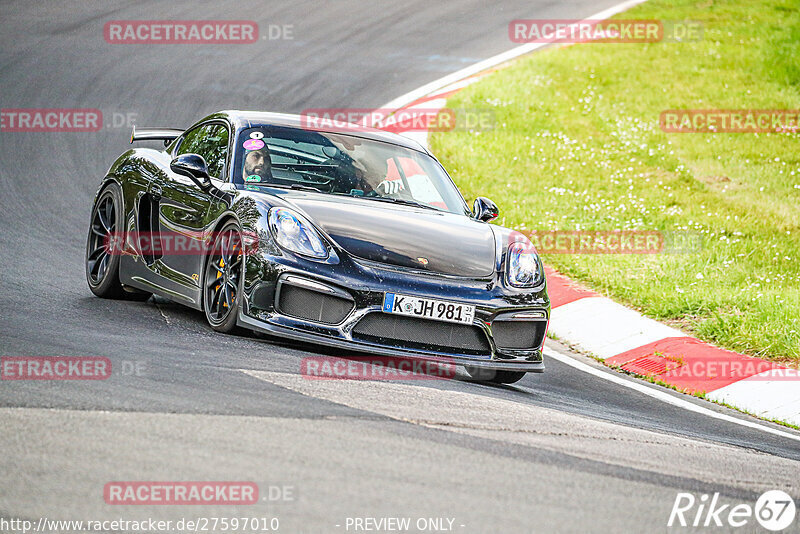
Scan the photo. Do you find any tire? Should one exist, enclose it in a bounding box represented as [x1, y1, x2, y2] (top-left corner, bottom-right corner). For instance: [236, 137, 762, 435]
[203, 221, 244, 333]
[86, 183, 126, 299]
[465, 366, 527, 385]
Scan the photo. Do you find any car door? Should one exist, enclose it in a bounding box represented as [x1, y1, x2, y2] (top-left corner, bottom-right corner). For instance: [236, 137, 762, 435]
[157, 122, 230, 295]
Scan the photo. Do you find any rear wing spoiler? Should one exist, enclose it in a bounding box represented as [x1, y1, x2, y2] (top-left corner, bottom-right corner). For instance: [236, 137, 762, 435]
[130, 125, 184, 145]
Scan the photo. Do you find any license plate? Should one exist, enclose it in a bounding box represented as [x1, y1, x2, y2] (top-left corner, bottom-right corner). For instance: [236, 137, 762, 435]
[382, 293, 475, 325]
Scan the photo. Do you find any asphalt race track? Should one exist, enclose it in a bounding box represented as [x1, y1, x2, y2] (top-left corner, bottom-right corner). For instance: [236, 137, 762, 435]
[1, 1, 798, 532]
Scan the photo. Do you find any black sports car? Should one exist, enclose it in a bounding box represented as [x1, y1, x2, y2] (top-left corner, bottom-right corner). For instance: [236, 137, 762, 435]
[86, 111, 549, 384]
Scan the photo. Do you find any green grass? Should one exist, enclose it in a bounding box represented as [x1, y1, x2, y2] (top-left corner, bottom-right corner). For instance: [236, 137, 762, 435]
[431, 0, 800, 363]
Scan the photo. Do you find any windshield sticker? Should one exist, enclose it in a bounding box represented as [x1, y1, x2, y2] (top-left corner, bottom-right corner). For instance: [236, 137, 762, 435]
[244, 174, 261, 183]
[243, 138, 265, 151]
[249, 131, 264, 140]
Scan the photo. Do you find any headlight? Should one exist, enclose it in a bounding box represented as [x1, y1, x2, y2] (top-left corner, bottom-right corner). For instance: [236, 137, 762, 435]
[506, 242, 541, 287]
[267, 207, 328, 259]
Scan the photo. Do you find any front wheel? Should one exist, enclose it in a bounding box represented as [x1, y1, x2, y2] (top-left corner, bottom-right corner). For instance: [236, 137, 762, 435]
[465, 366, 527, 385]
[203, 222, 244, 333]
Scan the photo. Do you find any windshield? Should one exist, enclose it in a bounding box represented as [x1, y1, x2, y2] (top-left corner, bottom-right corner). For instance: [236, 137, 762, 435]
[232, 126, 467, 214]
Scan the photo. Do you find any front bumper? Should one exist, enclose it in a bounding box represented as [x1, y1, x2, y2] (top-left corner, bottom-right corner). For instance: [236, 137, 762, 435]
[238, 307, 545, 372]
[238, 254, 549, 372]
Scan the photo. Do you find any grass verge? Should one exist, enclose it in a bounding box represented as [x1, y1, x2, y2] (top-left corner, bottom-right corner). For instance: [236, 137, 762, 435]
[431, 0, 800, 363]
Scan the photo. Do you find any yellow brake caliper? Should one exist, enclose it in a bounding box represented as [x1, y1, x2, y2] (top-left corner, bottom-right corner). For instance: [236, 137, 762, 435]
[217, 257, 226, 307]
[226, 243, 238, 308]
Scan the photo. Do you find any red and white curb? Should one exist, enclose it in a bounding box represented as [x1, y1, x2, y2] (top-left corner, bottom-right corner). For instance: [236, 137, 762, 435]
[545, 270, 800, 426]
[374, 0, 800, 427]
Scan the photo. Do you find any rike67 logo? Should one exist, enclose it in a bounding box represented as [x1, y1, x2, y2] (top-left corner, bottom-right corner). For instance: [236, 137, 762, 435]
[669, 490, 796, 531]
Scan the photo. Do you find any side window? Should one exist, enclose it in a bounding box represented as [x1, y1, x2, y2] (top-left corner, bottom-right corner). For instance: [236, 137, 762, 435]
[177, 123, 230, 179]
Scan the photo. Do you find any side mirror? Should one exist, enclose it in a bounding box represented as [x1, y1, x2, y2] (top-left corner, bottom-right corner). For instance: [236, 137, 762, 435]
[170, 153, 212, 190]
[473, 197, 499, 222]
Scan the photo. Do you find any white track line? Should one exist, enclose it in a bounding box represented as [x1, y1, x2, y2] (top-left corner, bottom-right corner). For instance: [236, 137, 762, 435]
[380, 0, 649, 111]
[544, 346, 800, 443]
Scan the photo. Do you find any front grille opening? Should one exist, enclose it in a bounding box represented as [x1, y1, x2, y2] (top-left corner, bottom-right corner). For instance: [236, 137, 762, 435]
[352, 313, 491, 356]
[491, 320, 547, 350]
[277, 284, 354, 325]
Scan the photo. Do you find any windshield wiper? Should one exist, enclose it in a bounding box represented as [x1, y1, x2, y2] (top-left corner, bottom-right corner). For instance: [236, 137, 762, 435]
[264, 183, 325, 193]
[357, 195, 438, 211]
[262, 184, 438, 210]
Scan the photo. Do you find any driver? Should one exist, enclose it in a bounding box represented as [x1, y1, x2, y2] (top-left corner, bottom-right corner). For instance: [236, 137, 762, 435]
[325, 134, 402, 196]
[242, 146, 272, 182]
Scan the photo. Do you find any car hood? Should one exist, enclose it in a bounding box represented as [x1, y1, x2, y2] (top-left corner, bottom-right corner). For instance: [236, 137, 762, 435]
[275, 192, 497, 277]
